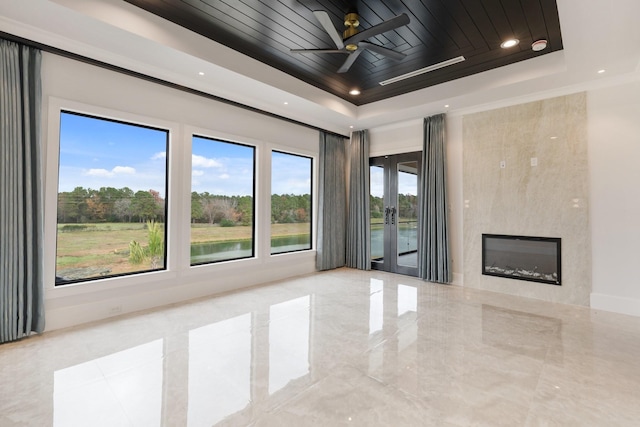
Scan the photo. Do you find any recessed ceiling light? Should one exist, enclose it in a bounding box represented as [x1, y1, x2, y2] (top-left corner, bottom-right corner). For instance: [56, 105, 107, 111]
[500, 39, 519, 48]
[444, 104, 450, 108]
[283, 101, 288, 105]
[550, 136, 558, 140]
[598, 69, 606, 74]
[198, 71, 205, 76]
[349, 89, 361, 95]
[349, 125, 354, 129]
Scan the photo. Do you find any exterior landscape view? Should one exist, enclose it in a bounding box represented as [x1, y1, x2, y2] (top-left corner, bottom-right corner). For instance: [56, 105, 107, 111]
[56, 112, 311, 284]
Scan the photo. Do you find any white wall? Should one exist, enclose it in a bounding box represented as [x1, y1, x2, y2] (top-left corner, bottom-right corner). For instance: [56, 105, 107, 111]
[588, 81, 640, 316]
[42, 53, 320, 330]
[370, 80, 640, 317]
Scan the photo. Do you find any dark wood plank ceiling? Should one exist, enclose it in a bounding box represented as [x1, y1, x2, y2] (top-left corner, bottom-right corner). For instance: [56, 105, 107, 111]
[123, 0, 563, 105]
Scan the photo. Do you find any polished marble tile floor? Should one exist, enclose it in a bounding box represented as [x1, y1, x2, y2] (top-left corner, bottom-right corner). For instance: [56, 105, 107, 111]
[2, 268, 640, 426]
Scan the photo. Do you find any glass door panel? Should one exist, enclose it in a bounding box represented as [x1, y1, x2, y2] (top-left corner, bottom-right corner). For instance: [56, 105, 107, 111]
[370, 152, 421, 277]
[396, 161, 418, 270]
[370, 163, 385, 269]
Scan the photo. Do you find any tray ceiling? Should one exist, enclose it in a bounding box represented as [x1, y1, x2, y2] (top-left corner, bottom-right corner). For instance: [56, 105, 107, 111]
[123, 0, 563, 105]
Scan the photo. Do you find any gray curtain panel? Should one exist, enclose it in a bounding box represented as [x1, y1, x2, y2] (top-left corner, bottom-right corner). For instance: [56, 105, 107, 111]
[418, 114, 452, 283]
[345, 130, 370, 270]
[0, 39, 45, 343]
[316, 131, 347, 270]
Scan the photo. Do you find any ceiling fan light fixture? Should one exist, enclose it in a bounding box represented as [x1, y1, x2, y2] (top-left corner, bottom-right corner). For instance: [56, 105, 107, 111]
[379, 56, 466, 86]
[344, 13, 359, 28]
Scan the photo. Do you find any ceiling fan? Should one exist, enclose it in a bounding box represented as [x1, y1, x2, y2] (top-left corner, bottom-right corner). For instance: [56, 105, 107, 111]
[291, 10, 410, 73]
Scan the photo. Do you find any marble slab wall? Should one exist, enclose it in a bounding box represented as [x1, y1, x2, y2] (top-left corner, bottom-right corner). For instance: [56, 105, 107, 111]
[462, 93, 591, 306]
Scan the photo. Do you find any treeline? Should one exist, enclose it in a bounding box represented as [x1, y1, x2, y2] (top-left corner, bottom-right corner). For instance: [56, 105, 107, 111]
[370, 194, 418, 219]
[58, 187, 164, 224]
[57, 186, 311, 225]
[190, 192, 311, 225]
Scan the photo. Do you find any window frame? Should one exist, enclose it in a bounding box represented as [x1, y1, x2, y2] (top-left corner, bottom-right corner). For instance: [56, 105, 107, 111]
[269, 149, 314, 256]
[45, 98, 181, 295]
[53, 110, 170, 286]
[189, 134, 257, 266]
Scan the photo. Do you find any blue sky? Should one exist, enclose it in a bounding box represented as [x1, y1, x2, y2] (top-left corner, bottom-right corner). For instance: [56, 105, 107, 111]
[58, 112, 168, 196]
[271, 151, 311, 195]
[191, 136, 254, 196]
[370, 165, 385, 198]
[58, 112, 313, 198]
[191, 140, 312, 196]
[370, 165, 417, 198]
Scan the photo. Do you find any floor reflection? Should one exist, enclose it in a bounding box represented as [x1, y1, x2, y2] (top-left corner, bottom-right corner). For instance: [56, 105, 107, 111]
[5, 269, 640, 426]
[269, 295, 311, 395]
[54, 339, 163, 426]
[481, 304, 562, 360]
[397, 284, 417, 317]
[188, 313, 251, 426]
[369, 279, 384, 336]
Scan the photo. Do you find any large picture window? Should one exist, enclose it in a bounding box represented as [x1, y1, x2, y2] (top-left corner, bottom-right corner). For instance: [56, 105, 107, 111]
[55, 111, 169, 285]
[190, 136, 255, 265]
[270, 151, 312, 254]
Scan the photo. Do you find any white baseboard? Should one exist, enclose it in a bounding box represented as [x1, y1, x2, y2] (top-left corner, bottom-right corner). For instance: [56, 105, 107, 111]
[590, 293, 640, 317]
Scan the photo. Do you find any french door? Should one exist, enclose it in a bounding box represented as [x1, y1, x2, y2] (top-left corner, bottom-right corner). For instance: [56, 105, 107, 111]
[370, 152, 421, 276]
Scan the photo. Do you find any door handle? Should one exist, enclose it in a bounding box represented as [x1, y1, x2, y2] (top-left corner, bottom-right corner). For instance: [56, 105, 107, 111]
[384, 207, 390, 224]
[390, 206, 396, 225]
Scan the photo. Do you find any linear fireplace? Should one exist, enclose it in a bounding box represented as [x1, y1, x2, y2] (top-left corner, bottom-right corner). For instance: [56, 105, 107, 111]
[482, 234, 561, 285]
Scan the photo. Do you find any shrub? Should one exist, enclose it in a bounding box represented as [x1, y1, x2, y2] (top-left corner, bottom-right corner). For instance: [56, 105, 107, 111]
[147, 220, 164, 269]
[129, 240, 145, 264]
[220, 219, 236, 227]
[129, 221, 164, 268]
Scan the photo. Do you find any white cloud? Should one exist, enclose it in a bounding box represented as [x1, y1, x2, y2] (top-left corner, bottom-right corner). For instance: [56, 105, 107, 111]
[192, 154, 222, 168]
[84, 166, 136, 177]
[112, 166, 136, 174]
[219, 173, 230, 179]
[151, 152, 166, 160]
[192, 170, 204, 177]
[85, 168, 112, 177]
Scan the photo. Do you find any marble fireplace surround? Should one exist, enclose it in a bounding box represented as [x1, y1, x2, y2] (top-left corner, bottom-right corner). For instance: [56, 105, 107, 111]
[462, 93, 591, 306]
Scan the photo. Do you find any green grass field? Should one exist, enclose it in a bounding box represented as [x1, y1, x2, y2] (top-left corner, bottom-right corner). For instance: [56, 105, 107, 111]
[56, 222, 310, 277]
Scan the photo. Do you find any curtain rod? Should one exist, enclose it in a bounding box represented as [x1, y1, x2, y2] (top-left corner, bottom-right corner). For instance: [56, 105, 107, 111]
[0, 32, 349, 139]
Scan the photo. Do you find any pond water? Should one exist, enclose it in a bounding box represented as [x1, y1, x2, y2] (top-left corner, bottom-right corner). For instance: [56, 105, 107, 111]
[371, 222, 418, 260]
[270, 234, 311, 255]
[190, 234, 311, 264]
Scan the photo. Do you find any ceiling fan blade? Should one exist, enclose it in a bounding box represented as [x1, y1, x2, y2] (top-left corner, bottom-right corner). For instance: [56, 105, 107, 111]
[359, 42, 406, 61]
[291, 49, 346, 54]
[337, 49, 363, 73]
[313, 10, 344, 50]
[345, 13, 410, 45]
